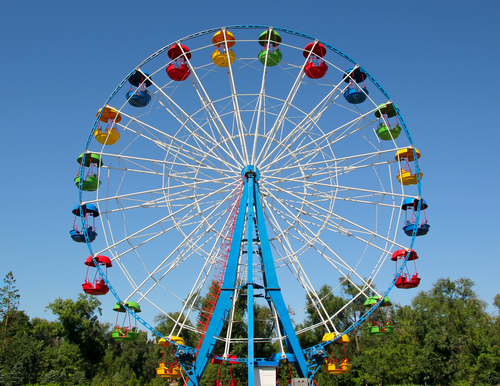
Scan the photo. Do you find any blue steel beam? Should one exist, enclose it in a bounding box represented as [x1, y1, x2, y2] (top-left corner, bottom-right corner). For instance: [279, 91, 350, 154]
[246, 172, 256, 386]
[188, 178, 249, 385]
[252, 181, 310, 378]
[190, 167, 311, 384]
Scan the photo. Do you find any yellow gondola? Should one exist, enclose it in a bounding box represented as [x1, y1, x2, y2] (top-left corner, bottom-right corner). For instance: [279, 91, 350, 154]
[395, 147, 421, 162]
[395, 147, 422, 185]
[212, 30, 236, 67]
[321, 334, 352, 375]
[397, 169, 423, 185]
[94, 106, 122, 145]
[211, 49, 236, 67]
[156, 337, 185, 378]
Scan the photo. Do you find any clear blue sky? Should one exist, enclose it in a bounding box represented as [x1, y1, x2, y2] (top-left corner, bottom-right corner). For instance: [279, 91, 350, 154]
[1, 1, 499, 327]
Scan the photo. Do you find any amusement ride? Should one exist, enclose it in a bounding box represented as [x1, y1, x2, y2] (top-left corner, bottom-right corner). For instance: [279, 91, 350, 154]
[71, 25, 429, 385]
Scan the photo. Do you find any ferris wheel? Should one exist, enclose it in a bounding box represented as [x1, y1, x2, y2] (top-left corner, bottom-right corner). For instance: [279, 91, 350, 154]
[73, 25, 428, 385]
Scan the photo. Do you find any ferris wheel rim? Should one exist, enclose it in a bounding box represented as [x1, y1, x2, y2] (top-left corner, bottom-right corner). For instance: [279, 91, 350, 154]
[76, 25, 424, 376]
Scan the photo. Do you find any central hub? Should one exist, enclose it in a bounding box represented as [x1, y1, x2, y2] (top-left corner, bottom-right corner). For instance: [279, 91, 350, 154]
[242, 165, 260, 181]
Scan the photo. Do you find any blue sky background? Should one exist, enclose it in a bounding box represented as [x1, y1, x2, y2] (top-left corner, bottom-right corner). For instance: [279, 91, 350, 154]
[1, 1, 499, 327]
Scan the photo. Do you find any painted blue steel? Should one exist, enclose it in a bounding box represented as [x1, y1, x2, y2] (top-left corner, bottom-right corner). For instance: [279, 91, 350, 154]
[252, 180, 310, 378]
[246, 171, 256, 386]
[77, 25, 423, 382]
[187, 181, 249, 386]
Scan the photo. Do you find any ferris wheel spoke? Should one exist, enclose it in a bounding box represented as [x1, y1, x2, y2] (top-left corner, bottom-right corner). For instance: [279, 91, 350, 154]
[146, 76, 244, 167]
[224, 36, 250, 165]
[260, 99, 369, 171]
[96, 152, 236, 185]
[263, 176, 409, 208]
[249, 45, 270, 165]
[261, 101, 382, 172]
[263, 204, 381, 337]
[183, 55, 247, 168]
[267, 209, 382, 302]
[88, 176, 235, 214]
[254, 51, 311, 167]
[125, 202, 236, 321]
[262, 204, 339, 333]
[132, 227, 219, 303]
[263, 147, 398, 179]
[114, 116, 240, 175]
[107, 189, 235, 304]
[258, 78, 349, 168]
[95, 181, 235, 257]
[260, 117, 380, 176]
[266, 182, 406, 253]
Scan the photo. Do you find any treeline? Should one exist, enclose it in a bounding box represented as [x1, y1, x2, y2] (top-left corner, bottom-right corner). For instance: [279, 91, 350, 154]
[1, 272, 499, 386]
[297, 278, 500, 385]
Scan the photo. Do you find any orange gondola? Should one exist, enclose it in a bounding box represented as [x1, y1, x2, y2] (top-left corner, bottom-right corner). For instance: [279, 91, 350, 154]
[211, 30, 236, 68]
[94, 107, 121, 145]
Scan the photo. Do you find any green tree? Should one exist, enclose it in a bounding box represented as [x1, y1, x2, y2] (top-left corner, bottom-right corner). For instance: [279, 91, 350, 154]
[0, 272, 20, 319]
[1, 271, 20, 359]
[41, 340, 85, 384]
[9, 361, 25, 386]
[0, 309, 44, 383]
[405, 278, 498, 384]
[46, 293, 109, 379]
[494, 294, 500, 312]
[0, 363, 5, 386]
[99, 330, 157, 384]
[41, 369, 58, 385]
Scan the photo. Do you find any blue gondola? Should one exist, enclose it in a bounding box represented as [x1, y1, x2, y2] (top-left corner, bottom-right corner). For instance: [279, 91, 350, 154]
[126, 70, 152, 108]
[70, 204, 99, 243]
[343, 67, 369, 104]
[401, 198, 430, 236]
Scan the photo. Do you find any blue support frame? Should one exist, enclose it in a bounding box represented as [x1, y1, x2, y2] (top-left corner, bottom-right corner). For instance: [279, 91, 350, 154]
[252, 175, 310, 377]
[187, 166, 310, 385]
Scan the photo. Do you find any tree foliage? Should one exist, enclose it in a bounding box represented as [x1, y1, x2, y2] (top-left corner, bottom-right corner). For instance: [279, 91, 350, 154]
[0, 272, 20, 320]
[46, 294, 108, 379]
[0, 271, 499, 385]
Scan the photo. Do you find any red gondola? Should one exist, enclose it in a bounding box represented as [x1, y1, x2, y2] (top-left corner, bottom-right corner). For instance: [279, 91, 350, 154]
[167, 44, 192, 81]
[303, 42, 328, 79]
[391, 249, 421, 289]
[212, 355, 239, 386]
[82, 255, 112, 295]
